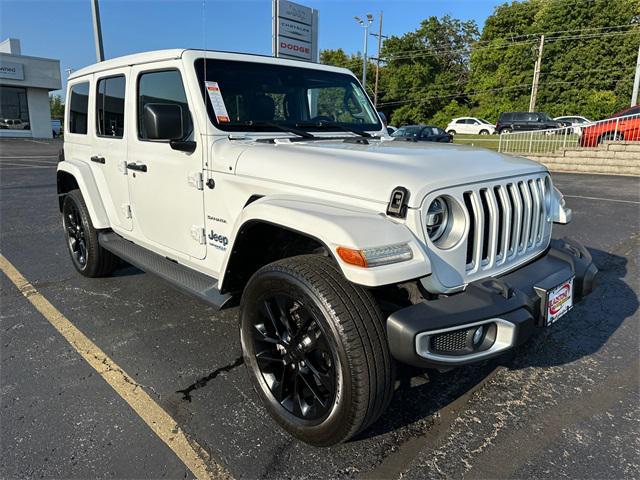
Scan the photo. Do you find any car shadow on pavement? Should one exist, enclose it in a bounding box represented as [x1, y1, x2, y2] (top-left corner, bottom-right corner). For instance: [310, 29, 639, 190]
[357, 247, 637, 441]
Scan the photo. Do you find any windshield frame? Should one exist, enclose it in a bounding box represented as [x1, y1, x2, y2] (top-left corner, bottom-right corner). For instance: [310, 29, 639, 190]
[193, 58, 382, 134]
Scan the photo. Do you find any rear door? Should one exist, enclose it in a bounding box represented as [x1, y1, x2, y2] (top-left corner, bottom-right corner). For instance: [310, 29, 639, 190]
[127, 63, 206, 259]
[91, 70, 132, 231]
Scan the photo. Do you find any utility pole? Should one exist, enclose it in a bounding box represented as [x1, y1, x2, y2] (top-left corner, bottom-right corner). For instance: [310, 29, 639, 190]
[91, 0, 105, 62]
[529, 34, 544, 112]
[632, 44, 640, 106]
[370, 12, 387, 107]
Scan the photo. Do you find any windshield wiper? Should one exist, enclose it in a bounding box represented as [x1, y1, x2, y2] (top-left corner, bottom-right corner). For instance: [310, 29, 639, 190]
[242, 121, 316, 139]
[296, 120, 372, 138]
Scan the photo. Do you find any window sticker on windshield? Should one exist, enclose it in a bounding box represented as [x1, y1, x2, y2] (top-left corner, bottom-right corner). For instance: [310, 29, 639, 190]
[205, 81, 230, 123]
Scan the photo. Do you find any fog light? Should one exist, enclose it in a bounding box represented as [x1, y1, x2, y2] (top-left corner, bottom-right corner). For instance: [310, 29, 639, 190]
[472, 326, 484, 346]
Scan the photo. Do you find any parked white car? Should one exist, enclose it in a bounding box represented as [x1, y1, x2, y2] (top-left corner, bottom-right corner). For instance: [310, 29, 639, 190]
[446, 117, 495, 135]
[58, 49, 596, 447]
[554, 115, 593, 135]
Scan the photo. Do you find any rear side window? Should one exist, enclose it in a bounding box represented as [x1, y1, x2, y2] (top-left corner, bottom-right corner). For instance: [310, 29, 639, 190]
[137, 70, 192, 140]
[68, 82, 89, 134]
[96, 75, 126, 138]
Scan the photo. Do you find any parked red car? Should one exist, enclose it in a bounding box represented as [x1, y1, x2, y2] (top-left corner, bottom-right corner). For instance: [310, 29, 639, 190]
[580, 105, 640, 147]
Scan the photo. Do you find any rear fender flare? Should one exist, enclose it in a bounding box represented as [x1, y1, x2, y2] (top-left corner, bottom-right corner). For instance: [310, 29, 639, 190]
[57, 159, 110, 229]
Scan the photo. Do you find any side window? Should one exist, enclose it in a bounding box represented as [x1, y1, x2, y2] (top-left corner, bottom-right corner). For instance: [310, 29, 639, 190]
[138, 70, 192, 140]
[68, 82, 89, 134]
[96, 75, 126, 138]
[455, 119, 464, 124]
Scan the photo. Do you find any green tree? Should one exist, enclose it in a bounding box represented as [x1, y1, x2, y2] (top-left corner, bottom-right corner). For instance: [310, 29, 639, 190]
[469, 0, 640, 120]
[379, 15, 479, 125]
[49, 94, 64, 120]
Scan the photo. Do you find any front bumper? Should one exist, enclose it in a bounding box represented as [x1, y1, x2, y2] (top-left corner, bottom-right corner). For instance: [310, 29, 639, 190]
[387, 238, 598, 368]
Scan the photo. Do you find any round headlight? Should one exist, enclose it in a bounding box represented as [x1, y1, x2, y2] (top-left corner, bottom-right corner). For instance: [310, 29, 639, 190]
[426, 196, 450, 242]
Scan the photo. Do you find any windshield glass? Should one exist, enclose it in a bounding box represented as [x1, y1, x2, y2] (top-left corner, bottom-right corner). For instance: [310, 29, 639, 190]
[194, 59, 381, 133]
[391, 126, 421, 137]
[479, 118, 491, 124]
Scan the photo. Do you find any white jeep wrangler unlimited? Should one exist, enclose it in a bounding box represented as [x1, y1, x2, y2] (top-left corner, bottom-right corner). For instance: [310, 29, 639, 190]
[58, 49, 597, 446]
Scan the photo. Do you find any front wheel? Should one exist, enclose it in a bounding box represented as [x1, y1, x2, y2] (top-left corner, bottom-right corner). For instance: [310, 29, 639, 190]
[447, 130, 456, 135]
[240, 254, 394, 446]
[479, 129, 489, 135]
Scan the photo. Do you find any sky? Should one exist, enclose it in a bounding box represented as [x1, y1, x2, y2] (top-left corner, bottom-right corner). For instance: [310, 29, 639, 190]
[0, 0, 498, 96]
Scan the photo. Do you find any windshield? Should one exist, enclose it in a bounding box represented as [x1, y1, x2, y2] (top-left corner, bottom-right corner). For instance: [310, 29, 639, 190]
[391, 126, 422, 137]
[479, 118, 491, 124]
[194, 59, 381, 133]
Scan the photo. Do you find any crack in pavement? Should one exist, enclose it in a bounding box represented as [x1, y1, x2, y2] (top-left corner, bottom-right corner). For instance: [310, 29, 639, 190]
[177, 356, 245, 402]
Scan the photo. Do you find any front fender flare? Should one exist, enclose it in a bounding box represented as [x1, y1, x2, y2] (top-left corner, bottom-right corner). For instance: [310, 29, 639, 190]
[220, 195, 430, 289]
[57, 159, 110, 229]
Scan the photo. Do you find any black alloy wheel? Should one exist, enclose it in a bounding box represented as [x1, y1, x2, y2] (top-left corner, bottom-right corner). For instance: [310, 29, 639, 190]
[63, 196, 88, 269]
[251, 294, 337, 421]
[240, 255, 394, 446]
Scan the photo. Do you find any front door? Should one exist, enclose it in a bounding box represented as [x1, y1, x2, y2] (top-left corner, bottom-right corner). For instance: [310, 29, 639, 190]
[127, 64, 206, 259]
[91, 69, 132, 231]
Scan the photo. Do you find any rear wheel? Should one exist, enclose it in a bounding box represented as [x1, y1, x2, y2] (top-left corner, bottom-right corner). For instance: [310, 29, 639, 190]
[240, 254, 394, 446]
[598, 131, 624, 144]
[62, 190, 118, 277]
[500, 127, 512, 134]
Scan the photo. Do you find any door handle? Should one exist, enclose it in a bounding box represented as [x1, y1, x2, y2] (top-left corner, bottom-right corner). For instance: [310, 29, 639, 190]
[126, 162, 147, 172]
[90, 155, 105, 164]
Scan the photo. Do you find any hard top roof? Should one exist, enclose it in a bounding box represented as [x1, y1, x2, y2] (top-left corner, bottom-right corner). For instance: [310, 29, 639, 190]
[68, 49, 352, 80]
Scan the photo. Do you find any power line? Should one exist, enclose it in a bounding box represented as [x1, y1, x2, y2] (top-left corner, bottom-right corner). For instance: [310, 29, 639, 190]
[373, 67, 633, 98]
[378, 28, 639, 62]
[377, 76, 632, 107]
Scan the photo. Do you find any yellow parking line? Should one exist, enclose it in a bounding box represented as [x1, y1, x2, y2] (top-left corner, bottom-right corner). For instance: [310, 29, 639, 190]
[0, 254, 231, 480]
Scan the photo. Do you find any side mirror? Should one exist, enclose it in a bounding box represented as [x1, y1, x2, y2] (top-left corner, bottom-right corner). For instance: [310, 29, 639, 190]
[378, 111, 388, 127]
[143, 103, 184, 140]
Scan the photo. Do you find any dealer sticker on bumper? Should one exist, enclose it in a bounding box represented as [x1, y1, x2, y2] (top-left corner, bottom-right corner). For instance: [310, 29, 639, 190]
[546, 277, 574, 326]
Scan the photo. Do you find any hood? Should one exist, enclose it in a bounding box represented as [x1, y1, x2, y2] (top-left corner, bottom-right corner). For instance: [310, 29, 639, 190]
[232, 138, 546, 208]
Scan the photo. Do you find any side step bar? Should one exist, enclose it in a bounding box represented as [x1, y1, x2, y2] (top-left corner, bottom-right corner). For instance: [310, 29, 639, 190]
[98, 232, 232, 310]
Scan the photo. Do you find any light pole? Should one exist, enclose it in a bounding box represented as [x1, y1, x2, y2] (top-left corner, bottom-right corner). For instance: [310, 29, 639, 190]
[354, 14, 374, 88]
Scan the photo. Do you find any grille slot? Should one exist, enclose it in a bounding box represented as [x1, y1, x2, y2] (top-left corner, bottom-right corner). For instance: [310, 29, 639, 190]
[430, 330, 468, 353]
[464, 175, 548, 274]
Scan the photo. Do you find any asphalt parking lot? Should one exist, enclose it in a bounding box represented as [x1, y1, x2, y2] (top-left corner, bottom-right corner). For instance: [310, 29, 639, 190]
[1, 137, 639, 479]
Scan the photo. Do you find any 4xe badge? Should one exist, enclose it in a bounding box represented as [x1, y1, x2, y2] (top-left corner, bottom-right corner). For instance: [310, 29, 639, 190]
[208, 230, 229, 251]
[546, 277, 574, 326]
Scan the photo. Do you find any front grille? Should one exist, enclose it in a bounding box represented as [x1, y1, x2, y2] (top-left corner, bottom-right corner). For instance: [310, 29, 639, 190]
[431, 330, 468, 353]
[463, 175, 548, 274]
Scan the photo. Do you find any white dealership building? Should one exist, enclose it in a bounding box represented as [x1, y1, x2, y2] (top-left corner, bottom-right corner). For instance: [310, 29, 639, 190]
[0, 38, 61, 138]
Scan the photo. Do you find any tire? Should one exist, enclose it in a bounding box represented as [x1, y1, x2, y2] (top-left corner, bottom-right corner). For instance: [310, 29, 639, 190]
[598, 131, 623, 144]
[62, 189, 118, 277]
[501, 127, 512, 134]
[447, 130, 456, 135]
[479, 129, 489, 135]
[240, 254, 394, 446]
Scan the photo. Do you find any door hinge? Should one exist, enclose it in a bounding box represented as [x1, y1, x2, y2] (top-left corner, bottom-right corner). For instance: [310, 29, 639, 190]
[190, 226, 206, 244]
[118, 159, 128, 175]
[188, 172, 204, 190]
[122, 204, 132, 219]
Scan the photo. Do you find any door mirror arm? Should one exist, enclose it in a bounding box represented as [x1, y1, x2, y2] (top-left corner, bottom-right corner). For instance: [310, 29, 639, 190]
[169, 140, 197, 153]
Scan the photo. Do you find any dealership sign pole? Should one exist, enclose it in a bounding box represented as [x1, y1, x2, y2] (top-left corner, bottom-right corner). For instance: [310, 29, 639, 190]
[91, 0, 105, 62]
[273, 0, 319, 62]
